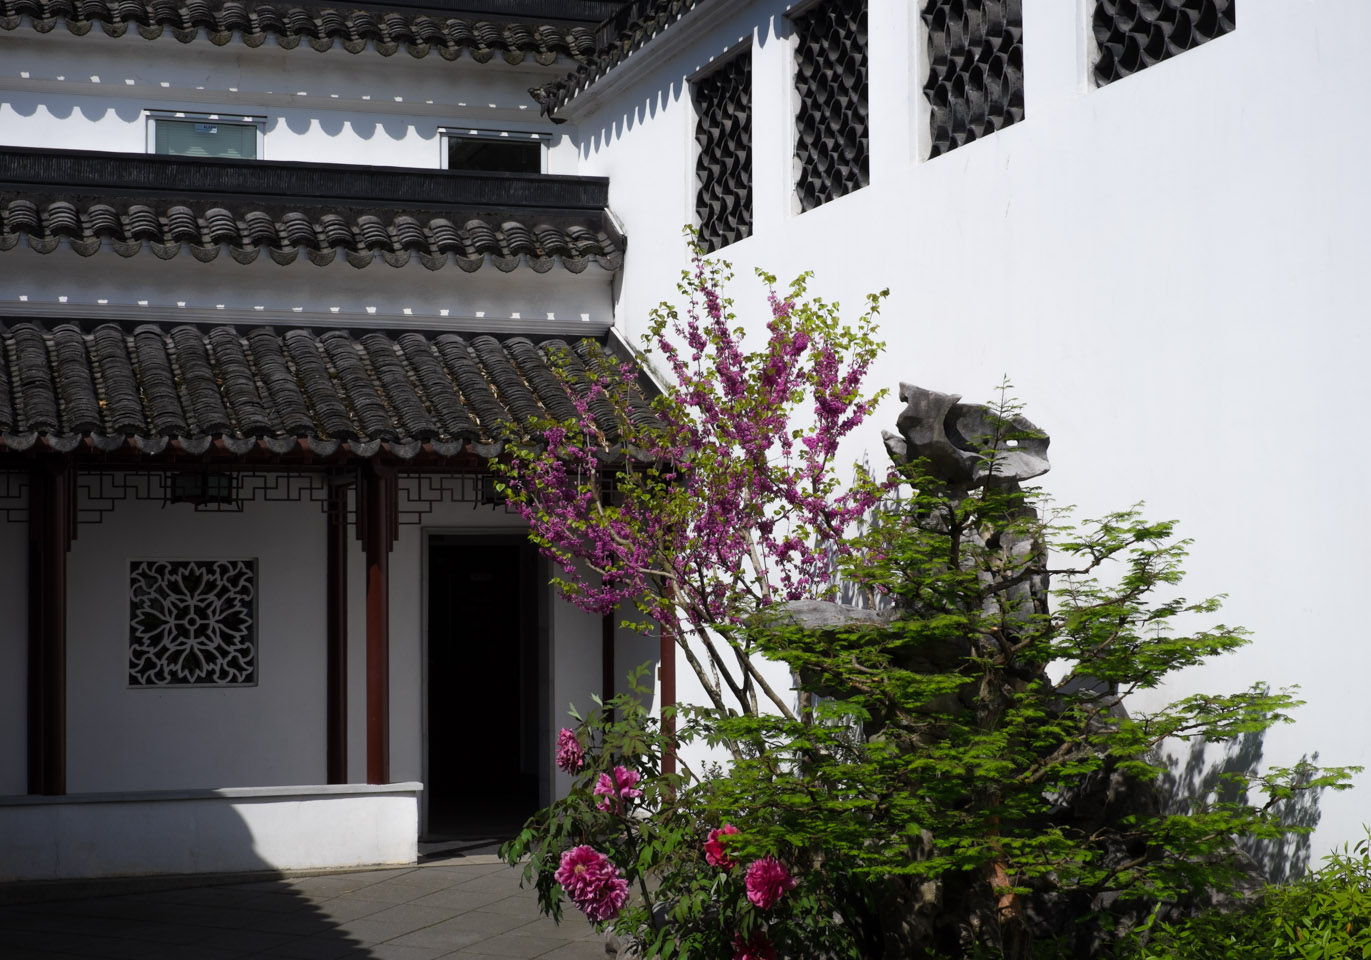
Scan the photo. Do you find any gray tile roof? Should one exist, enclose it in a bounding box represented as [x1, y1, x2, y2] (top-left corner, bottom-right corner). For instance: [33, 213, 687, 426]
[0, 0, 602, 62]
[0, 321, 658, 458]
[0, 195, 623, 270]
[0, 149, 623, 272]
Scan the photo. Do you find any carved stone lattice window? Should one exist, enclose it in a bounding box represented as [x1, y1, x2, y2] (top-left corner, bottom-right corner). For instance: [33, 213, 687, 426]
[922, 0, 1025, 158]
[792, 0, 869, 211]
[694, 51, 752, 253]
[1093, 0, 1235, 86]
[129, 560, 257, 687]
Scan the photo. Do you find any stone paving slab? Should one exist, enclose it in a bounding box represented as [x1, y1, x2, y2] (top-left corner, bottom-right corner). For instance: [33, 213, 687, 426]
[0, 859, 607, 960]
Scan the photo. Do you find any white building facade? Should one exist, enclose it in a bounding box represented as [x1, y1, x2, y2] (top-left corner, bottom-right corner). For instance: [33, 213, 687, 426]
[546, 0, 1368, 859]
[0, 0, 654, 880]
[2, 0, 1368, 879]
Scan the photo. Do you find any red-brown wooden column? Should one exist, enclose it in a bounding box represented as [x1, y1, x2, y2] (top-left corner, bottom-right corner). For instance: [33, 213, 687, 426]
[659, 615, 676, 778]
[326, 478, 350, 784]
[357, 463, 397, 785]
[601, 612, 615, 710]
[28, 457, 75, 796]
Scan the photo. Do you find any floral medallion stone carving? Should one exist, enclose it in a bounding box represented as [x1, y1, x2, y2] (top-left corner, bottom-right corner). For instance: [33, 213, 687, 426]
[129, 560, 257, 686]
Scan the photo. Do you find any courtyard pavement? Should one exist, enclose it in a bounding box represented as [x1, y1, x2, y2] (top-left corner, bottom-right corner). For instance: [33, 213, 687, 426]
[0, 856, 607, 960]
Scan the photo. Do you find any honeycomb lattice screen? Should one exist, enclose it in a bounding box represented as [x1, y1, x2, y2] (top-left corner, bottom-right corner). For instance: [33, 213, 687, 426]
[1093, 0, 1235, 85]
[792, 0, 869, 211]
[694, 51, 752, 253]
[921, 0, 1024, 159]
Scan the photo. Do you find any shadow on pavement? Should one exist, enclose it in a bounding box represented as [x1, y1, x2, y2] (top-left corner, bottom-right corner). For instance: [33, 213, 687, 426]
[0, 860, 606, 960]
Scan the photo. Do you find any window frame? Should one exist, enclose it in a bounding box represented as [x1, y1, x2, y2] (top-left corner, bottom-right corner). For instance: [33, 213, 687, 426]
[439, 127, 550, 174]
[144, 110, 267, 161]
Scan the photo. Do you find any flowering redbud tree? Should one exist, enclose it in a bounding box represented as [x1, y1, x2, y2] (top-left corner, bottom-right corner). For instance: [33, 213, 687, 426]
[492, 243, 887, 721]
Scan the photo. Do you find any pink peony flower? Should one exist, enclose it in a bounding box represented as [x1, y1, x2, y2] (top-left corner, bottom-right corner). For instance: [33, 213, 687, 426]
[704, 824, 740, 869]
[744, 857, 796, 910]
[556, 728, 584, 773]
[732, 932, 777, 960]
[593, 765, 643, 813]
[553, 845, 630, 923]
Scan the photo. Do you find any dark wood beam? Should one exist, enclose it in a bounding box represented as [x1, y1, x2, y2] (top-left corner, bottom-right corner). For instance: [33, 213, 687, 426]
[358, 463, 397, 785]
[326, 478, 350, 784]
[27, 457, 75, 796]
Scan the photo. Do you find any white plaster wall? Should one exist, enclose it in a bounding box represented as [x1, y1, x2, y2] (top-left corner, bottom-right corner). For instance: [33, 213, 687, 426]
[0, 28, 614, 333]
[66, 495, 327, 792]
[0, 245, 617, 333]
[550, 565, 602, 798]
[0, 31, 577, 170]
[0, 784, 419, 880]
[0, 509, 26, 796]
[571, 0, 1371, 853]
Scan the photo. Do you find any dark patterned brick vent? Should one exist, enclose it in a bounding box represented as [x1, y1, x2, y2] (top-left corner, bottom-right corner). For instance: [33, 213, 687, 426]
[0, 0, 599, 62]
[694, 51, 752, 254]
[0, 322, 659, 459]
[129, 560, 257, 687]
[1093, 0, 1235, 85]
[921, 0, 1024, 158]
[792, 0, 869, 211]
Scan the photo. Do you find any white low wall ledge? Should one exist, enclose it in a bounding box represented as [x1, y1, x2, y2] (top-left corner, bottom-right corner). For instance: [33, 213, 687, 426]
[0, 783, 423, 882]
[0, 782, 424, 806]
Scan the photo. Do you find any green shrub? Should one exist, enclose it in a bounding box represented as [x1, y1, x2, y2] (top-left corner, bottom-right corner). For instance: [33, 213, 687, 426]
[1127, 832, 1371, 960]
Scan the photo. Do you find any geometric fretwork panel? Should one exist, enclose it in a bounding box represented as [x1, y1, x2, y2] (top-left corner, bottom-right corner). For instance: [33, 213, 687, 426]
[1093, 0, 1235, 86]
[921, 0, 1025, 158]
[129, 560, 257, 687]
[792, 0, 869, 211]
[694, 49, 753, 253]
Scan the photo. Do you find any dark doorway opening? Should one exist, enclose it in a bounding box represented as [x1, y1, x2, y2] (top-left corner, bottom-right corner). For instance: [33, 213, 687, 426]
[425, 536, 543, 844]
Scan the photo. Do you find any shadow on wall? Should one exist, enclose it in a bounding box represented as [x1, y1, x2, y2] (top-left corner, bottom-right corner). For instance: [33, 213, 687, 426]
[2, 99, 144, 123]
[1157, 730, 1325, 884]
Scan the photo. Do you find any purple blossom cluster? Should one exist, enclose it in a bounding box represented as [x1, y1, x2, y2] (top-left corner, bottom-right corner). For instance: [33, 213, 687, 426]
[497, 249, 890, 716]
[593, 765, 643, 814]
[555, 727, 584, 773]
[554, 845, 629, 923]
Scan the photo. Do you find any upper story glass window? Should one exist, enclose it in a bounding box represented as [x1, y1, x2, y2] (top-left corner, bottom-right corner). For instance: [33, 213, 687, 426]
[445, 129, 548, 174]
[149, 114, 262, 160]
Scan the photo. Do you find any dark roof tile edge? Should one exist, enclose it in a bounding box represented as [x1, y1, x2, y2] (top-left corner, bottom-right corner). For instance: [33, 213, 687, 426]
[532, 0, 706, 117]
[0, 194, 624, 272]
[0, 320, 663, 459]
[0, 0, 599, 63]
